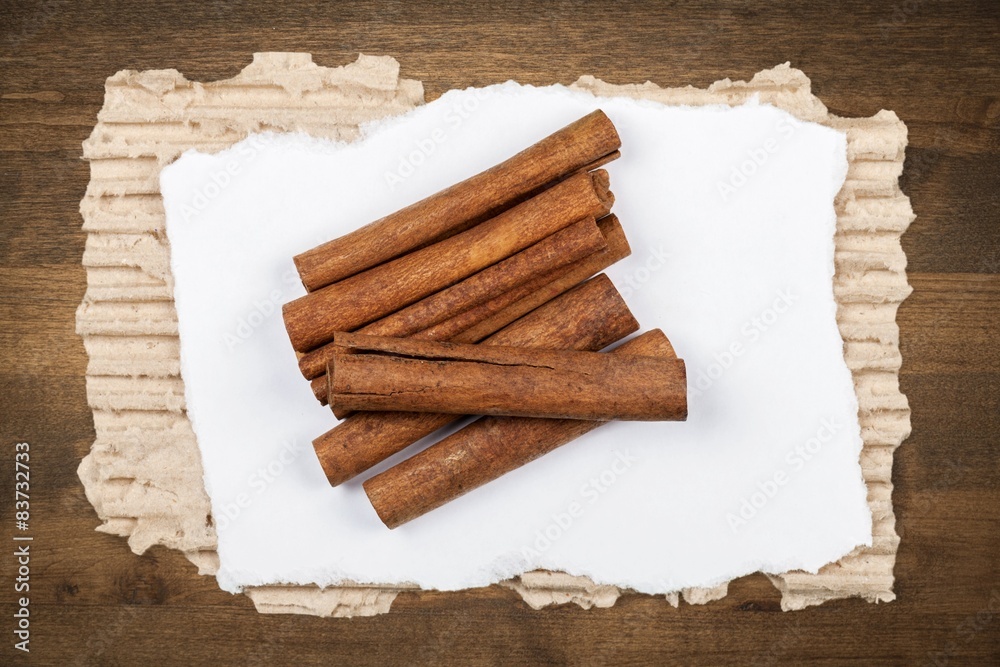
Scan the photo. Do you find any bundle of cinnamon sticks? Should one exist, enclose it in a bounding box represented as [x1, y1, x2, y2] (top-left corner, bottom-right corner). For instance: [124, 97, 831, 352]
[282, 110, 687, 528]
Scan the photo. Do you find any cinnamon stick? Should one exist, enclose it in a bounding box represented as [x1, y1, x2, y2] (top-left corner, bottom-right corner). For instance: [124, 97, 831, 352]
[326, 334, 687, 421]
[363, 330, 677, 528]
[312, 275, 638, 486]
[283, 170, 613, 352]
[445, 214, 630, 344]
[297, 217, 608, 382]
[293, 110, 621, 291]
[306, 214, 630, 404]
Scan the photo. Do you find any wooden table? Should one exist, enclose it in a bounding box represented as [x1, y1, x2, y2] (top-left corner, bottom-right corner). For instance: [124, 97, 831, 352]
[1, 1, 998, 664]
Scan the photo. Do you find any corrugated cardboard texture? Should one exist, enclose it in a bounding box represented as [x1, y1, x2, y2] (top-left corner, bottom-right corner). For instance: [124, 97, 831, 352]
[76, 54, 912, 616]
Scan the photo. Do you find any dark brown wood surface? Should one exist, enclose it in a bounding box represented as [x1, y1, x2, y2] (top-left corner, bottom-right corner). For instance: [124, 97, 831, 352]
[1, 1, 997, 664]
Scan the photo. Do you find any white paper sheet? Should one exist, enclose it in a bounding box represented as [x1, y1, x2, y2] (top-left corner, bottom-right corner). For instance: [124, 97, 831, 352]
[161, 83, 870, 595]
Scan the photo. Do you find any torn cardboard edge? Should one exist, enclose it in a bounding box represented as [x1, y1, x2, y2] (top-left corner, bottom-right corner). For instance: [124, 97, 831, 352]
[75, 53, 912, 616]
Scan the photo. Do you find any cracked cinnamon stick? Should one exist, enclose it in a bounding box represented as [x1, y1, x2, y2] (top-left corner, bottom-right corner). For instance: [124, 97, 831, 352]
[429, 214, 630, 344]
[306, 214, 630, 404]
[283, 169, 613, 352]
[364, 329, 677, 528]
[297, 216, 608, 382]
[326, 334, 687, 421]
[312, 275, 637, 486]
[293, 109, 621, 291]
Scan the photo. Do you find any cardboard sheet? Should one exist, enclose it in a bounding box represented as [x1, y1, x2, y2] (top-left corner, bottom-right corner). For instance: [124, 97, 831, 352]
[76, 53, 912, 615]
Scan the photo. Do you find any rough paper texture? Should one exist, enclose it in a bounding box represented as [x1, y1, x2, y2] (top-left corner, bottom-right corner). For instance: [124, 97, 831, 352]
[76, 54, 912, 615]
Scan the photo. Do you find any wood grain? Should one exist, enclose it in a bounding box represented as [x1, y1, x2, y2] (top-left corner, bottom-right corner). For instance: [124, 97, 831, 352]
[1, 0, 998, 664]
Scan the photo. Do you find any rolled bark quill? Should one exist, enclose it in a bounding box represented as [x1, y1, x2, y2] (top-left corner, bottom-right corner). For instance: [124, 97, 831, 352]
[364, 329, 677, 528]
[326, 334, 687, 421]
[293, 109, 621, 291]
[297, 216, 608, 382]
[283, 169, 613, 352]
[312, 275, 638, 486]
[305, 214, 630, 404]
[430, 214, 630, 344]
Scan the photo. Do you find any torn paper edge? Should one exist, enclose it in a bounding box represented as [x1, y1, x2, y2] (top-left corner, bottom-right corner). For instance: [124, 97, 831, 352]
[75, 54, 912, 616]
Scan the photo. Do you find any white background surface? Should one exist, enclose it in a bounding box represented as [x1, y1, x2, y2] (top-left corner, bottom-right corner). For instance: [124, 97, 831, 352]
[161, 84, 871, 594]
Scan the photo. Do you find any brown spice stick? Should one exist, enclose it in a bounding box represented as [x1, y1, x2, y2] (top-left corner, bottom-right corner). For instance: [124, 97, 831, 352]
[417, 151, 621, 249]
[293, 110, 621, 291]
[312, 275, 638, 486]
[283, 170, 613, 352]
[363, 330, 677, 528]
[445, 214, 630, 344]
[327, 334, 687, 421]
[297, 217, 607, 381]
[307, 214, 630, 404]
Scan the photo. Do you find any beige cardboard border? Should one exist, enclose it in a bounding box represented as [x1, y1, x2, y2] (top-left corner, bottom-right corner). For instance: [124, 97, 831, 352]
[76, 54, 912, 615]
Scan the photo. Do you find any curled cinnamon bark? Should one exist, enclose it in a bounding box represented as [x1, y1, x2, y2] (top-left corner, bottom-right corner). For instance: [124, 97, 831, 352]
[283, 170, 613, 352]
[304, 215, 630, 404]
[293, 110, 621, 291]
[363, 330, 678, 528]
[311, 275, 638, 486]
[433, 214, 630, 344]
[326, 334, 687, 421]
[297, 216, 608, 382]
